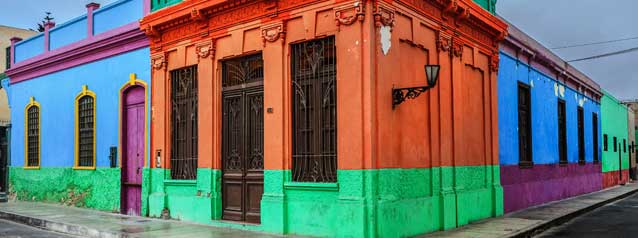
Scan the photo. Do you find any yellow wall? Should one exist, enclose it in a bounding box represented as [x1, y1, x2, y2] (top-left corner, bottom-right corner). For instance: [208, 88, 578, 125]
[0, 25, 36, 73]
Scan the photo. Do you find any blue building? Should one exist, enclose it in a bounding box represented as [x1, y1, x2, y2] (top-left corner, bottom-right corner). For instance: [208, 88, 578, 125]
[497, 23, 604, 213]
[4, 0, 151, 215]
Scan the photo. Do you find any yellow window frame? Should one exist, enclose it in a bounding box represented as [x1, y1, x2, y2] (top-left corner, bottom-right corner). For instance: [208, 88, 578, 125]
[24, 97, 41, 170]
[74, 85, 97, 170]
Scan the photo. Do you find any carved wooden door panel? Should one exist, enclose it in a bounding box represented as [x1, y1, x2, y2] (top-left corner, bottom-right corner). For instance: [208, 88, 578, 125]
[221, 54, 264, 223]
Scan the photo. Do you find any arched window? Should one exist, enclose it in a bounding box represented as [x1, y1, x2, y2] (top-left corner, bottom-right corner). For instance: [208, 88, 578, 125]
[24, 97, 40, 169]
[75, 85, 96, 169]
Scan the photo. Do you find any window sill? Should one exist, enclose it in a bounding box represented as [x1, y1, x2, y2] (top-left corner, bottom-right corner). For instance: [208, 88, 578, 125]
[164, 179, 197, 186]
[518, 161, 534, 169]
[284, 182, 339, 191]
[73, 166, 96, 170]
[23, 166, 40, 170]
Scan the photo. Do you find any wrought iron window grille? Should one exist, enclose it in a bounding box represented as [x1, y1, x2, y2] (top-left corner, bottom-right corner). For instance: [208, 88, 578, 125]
[291, 37, 337, 183]
[170, 65, 198, 180]
[392, 65, 440, 109]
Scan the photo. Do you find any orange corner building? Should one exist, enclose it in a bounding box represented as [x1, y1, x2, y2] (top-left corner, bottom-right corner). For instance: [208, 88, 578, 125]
[140, 0, 506, 236]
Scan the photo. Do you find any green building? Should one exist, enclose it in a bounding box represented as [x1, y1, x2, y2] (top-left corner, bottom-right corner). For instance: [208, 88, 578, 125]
[601, 92, 630, 187]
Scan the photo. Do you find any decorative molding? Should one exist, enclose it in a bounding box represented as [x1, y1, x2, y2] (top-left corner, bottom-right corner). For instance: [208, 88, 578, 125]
[442, 0, 458, 19]
[489, 51, 499, 72]
[151, 53, 166, 70]
[6, 22, 148, 84]
[195, 40, 214, 59]
[190, 8, 205, 22]
[452, 39, 463, 58]
[335, 1, 365, 26]
[374, 1, 395, 27]
[455, 7, 470, 26]
[260, 22, 285, 45]
[436, 31, 452, 53]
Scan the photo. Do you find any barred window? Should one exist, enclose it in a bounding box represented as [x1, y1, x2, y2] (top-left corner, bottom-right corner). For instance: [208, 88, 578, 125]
[25, 102, 40, 167]
[291, 37, 337, 183]
[170, 66, 198, 180]
[77, 95, 95, 167]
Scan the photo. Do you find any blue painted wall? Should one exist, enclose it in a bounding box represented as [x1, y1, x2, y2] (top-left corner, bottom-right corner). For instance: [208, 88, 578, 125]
[14, 34, 44, 63]
[94, 0, 143, 35]
[49, 16, 88, 51]
[13, 0, 143, 64]
[498, 52, 602, 166]
[8, 48, 151, 167]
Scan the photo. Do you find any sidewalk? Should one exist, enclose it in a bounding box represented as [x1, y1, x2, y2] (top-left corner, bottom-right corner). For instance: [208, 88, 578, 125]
[422, 183, 638, 238]
[0, 202, 283, 238]
[0, 184, 636, 238]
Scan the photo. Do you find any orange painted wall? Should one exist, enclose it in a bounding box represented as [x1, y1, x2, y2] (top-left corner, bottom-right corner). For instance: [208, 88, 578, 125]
[142, 0, 506, 171]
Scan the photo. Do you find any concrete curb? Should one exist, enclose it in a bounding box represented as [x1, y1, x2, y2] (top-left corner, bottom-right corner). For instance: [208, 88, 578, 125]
[0, 208, 124, 238]
[507, 185, 638, 238]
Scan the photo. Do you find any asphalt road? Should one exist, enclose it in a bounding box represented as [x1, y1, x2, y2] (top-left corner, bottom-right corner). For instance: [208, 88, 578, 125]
[0, 219, 75, 238]
[537, 192, 638, 238]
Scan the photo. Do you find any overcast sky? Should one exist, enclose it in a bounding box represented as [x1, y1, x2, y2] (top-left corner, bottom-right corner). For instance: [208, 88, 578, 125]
[497, 0, 638, 100]
[0, 0, 636, 100]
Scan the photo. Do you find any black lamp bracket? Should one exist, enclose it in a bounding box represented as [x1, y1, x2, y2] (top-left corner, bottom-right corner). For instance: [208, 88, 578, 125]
[392, 85, 433, 109]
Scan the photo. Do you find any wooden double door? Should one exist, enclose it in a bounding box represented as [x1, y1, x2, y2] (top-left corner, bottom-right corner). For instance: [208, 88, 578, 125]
[221, 54, 264, 223]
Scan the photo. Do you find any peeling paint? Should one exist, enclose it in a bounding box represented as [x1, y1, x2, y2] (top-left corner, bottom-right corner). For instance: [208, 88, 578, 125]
[380, 26, 392, 55]
[529, 79, 534, 87]
[579, 98, 585, 107]
[554, 83, 559, 96]
[559, 85, 566, 97]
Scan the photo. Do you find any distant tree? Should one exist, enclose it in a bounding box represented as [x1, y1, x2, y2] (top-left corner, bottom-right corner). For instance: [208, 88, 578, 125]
[31, 12, 54, 32]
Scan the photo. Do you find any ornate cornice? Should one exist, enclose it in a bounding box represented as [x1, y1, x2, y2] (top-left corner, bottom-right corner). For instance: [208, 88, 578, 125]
[387, 0, 507, 53]
[335, 1, 366, 26]
[261, 22, 286, 45]
[140, 0, 325, 50]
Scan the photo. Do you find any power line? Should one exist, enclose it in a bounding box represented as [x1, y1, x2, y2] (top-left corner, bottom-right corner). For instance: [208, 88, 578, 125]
[568, 46, 638, 62]
[551, 36, 638, 50]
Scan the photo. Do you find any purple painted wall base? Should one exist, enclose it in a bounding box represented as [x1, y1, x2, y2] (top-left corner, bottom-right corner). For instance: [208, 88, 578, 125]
[501, 163, 602, 213]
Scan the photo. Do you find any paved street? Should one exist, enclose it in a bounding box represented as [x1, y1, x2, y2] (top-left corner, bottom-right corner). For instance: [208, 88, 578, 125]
[0, 219, 75, 238]
[537, 192, 638, 238]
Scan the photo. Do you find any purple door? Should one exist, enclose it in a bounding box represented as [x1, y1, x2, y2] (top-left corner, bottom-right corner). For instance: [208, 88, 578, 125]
[122, 86, 145, 216]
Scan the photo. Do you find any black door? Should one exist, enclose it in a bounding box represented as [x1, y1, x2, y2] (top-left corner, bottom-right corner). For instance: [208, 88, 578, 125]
[221, 54, 264, 223]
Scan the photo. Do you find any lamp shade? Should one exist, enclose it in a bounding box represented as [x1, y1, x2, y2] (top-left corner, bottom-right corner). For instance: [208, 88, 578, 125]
[425, 65, 440, 87]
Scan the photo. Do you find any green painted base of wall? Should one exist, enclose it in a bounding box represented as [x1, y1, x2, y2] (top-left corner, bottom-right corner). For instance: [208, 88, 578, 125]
[148, 166, 502, 237]
[148, 168, 222, 223]
[9, 167, 121, 212]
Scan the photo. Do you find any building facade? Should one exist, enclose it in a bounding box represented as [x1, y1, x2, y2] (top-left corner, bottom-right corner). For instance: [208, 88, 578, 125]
[624, 100, 638, 178]
[601, 92, 630, 187]
[628, 107, 636, 179]
[1, 25, 36, 125]
[498, 23, 603, 213]
[5, 0, 151, 215]
[140, 0, 506, 236]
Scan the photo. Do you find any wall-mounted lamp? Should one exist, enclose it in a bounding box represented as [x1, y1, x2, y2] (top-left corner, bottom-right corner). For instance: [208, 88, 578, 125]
[392, 64, 440, 109]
